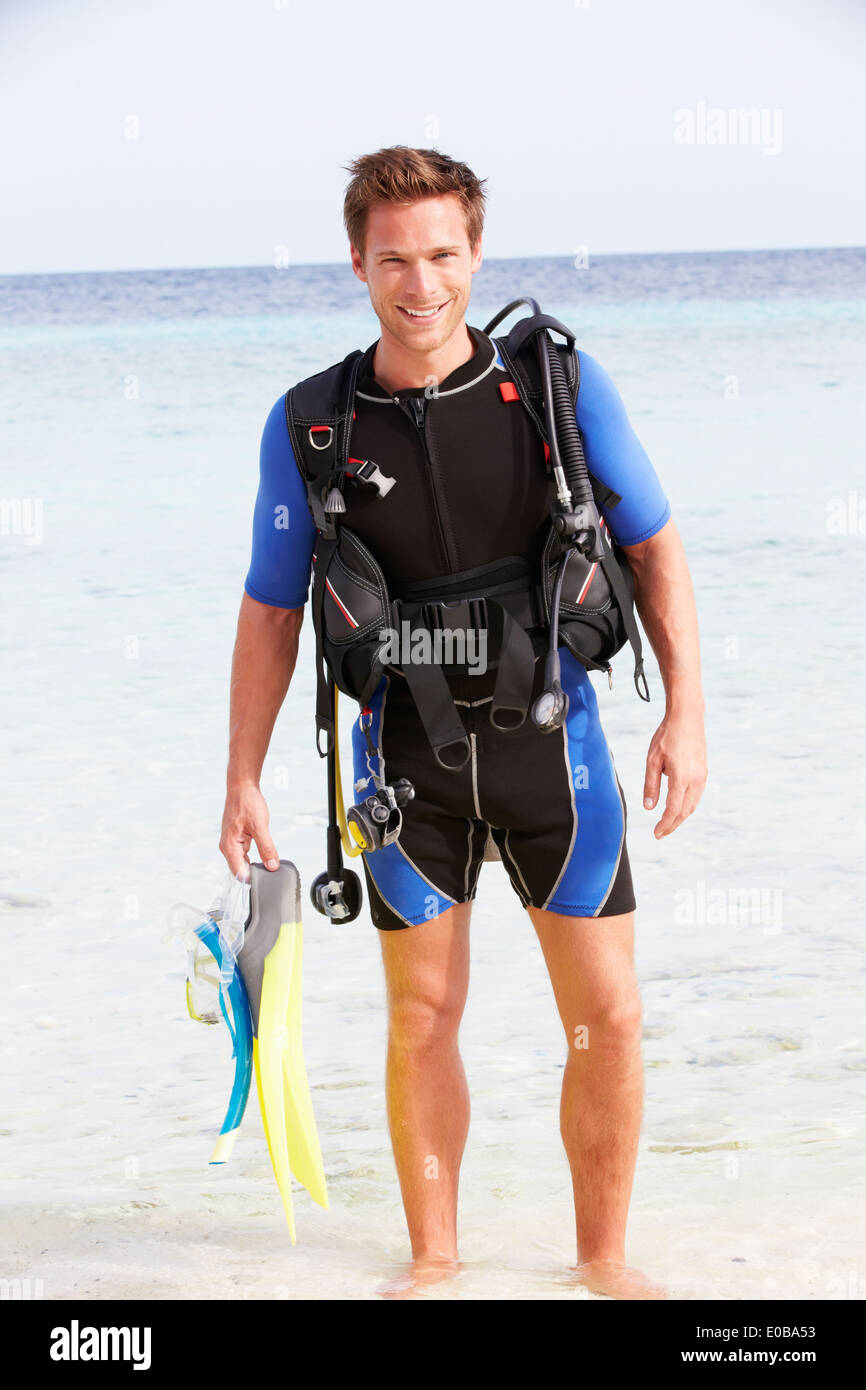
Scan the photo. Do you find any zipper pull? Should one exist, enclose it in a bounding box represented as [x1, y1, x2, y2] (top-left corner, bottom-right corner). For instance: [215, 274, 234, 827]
[392, 392, 427, 429]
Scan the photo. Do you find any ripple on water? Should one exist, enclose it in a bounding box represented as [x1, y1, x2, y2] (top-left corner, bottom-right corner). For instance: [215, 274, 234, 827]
[687, 1033, 809, 1066]
[649, 1140, 751, 1154]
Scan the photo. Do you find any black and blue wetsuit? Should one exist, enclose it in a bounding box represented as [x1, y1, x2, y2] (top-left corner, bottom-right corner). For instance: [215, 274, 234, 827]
[246, 326, 670, 930]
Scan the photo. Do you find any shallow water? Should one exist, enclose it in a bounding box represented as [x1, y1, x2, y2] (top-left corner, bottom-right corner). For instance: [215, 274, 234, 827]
[2, 250, 865, 1299]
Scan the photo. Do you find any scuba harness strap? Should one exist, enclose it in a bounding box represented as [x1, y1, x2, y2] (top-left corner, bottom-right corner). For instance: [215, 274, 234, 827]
[285, 348, 365, 538]
[393, 593, 539, 770]
[597, 540, 650, 701]
[310, 533, 338, 755]
[399, 657, 472, 770]
[291, 349, 366, 759]
[486, 603, 537, 731]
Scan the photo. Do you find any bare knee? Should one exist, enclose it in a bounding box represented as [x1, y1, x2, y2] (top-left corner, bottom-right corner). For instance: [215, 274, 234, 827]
[380, 904, 470, 1055]
[569, 989, 643, 1059]
[388, 989, 464, 1055]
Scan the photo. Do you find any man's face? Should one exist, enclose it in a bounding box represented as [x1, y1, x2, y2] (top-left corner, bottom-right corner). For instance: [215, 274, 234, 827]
[350, 193, 482, 355]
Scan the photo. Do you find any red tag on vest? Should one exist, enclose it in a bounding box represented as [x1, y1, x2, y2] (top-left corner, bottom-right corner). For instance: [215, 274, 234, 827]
[499, 381, 520, 403]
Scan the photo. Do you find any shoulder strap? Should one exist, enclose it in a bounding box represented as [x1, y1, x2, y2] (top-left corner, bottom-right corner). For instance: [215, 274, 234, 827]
[285, 348, 366, 537]
[286, 348, 365, 746]
[494, 328, 622, 515]
[494, 324, 574, 439]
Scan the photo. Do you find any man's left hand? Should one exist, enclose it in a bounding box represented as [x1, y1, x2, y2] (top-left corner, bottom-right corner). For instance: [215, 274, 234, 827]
[643, 713, 708, 839]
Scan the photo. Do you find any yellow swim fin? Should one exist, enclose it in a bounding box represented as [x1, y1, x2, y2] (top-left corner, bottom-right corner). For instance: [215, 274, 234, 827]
[238, 862, 328, 1243]
[282, 922, 328, 1209]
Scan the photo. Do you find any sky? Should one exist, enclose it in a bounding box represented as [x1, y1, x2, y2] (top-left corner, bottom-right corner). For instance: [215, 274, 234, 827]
[1, 0, 864, 274]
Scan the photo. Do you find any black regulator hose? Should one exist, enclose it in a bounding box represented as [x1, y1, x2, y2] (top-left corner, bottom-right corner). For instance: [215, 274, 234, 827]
[309, 676, 362, 922]
[485, 296, 593, 513]
[531, 551, 570, 733]
[484, 297, 604, 563]
[543, 337, 593, 510]
[541, 336, 605, 563]
[482, 295, 542, 336]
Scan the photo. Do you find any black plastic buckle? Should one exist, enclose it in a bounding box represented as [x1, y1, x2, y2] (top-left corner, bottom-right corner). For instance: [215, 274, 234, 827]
[422, 596, 487, 636]
[348, 459, 395, 498]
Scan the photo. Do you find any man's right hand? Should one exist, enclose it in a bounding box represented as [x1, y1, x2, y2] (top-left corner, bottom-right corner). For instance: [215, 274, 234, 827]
[220, 596, 302, 879]
[219, 782, 281, 878]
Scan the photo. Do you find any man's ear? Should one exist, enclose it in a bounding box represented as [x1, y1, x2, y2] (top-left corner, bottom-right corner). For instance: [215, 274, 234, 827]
[470, 238, 483, 273]
[350, 244, 367, 283]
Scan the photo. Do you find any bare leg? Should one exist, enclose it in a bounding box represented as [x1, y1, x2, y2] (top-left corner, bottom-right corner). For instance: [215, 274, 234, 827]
[376, 901, 471, 1295]
[529, 907, 666, 1300]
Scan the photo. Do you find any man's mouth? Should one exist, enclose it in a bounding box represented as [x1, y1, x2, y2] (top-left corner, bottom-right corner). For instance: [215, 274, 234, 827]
[397, 301, 449, 323]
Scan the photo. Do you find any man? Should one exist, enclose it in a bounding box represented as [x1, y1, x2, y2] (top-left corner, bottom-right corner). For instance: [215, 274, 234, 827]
[220, 147, 707, 1299]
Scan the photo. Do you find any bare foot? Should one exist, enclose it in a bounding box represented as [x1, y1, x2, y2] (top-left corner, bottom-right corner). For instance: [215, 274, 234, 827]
[570, 1259, 669, 1300]
[377, 1255, 462, 1300]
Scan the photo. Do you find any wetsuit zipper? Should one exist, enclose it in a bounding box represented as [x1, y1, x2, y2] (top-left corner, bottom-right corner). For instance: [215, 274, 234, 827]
[395, 393, 458, 573]
[469, 731, 483, 818]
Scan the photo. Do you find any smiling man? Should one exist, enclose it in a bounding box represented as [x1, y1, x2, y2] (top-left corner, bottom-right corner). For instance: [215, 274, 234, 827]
[220, 146, 707, 1299]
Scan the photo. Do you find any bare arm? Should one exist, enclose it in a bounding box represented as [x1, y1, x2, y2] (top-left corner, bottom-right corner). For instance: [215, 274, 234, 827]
[219, 592, 304, 875]
[624, 517, 707, 838]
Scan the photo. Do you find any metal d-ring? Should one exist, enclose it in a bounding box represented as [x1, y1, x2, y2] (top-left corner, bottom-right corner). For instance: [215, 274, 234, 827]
[309, 426, 334, 451]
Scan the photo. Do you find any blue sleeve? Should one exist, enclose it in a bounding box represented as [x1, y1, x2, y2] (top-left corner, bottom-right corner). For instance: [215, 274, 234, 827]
[244, 395, 317, 609]
[575, 350, 671, 546]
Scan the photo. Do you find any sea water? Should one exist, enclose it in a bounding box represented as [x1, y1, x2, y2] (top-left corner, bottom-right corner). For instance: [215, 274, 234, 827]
[1, 249, 865, 1299]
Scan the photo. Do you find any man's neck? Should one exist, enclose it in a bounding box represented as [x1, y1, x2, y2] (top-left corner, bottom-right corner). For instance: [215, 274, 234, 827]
[371, 322, 476, 394]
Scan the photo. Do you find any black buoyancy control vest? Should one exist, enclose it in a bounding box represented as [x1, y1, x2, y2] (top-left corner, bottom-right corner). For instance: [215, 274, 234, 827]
[286, 313, 647, 772]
